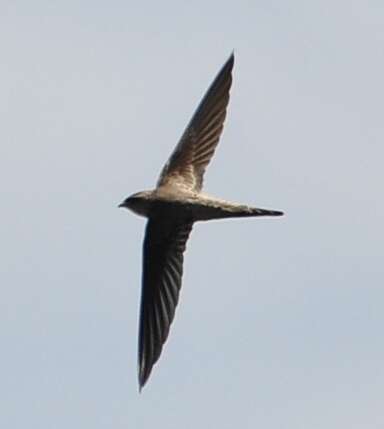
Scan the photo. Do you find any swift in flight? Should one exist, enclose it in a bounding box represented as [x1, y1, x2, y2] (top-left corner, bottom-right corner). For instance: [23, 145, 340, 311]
[119, 53, 283, 390]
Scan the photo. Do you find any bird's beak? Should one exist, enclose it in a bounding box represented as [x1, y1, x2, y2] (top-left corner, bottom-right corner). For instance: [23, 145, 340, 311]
[118, 202, 125, 208]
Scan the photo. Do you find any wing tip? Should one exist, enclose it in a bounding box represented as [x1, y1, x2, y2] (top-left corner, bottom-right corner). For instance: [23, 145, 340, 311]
[223, 51, 235, 74]
[214, 52, 234, 81]
[138, 362, 151, 392]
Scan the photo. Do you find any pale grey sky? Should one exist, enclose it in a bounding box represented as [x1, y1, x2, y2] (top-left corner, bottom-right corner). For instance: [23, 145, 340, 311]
[1, 1, 384, 428]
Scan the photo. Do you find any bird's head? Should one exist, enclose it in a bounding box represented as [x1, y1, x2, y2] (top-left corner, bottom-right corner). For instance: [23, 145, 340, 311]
[118, 190, 153, 217]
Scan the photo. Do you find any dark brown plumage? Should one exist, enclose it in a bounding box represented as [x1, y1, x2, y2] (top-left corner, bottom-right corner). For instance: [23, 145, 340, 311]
[119, 54, 283, 390]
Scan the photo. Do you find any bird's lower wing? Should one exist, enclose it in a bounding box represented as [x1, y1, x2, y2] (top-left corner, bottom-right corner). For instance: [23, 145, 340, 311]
[138, 218, 193, 389]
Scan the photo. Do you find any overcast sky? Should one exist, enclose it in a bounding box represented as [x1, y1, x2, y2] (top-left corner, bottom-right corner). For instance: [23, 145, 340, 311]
[1, 1, 384, 428]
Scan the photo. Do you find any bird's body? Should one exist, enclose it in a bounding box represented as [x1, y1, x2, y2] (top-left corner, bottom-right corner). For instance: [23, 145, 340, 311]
[119, 53, 283, 390]
[127, 188, 282, 221]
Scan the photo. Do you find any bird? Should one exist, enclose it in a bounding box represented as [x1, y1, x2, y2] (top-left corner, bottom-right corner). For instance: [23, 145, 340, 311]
[119, 53, 284, 390]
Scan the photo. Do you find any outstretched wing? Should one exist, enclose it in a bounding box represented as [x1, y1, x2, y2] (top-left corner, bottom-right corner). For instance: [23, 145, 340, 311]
[157, 53, 234, 192]
[138, 218, 193, 389]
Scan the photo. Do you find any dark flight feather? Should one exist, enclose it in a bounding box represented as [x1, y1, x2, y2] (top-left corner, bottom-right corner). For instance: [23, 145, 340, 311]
[138, 218, 193, 389]
[157, 53, 234, 192]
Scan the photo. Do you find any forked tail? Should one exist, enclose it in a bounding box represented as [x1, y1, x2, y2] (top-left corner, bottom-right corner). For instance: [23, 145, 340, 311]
[246, 207, 284, 217]
[222, 207, 284, 219]
[194, 197, 284, 221]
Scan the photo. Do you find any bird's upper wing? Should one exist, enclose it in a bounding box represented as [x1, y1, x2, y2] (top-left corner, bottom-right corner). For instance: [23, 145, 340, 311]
[138, 217, 193, 389]
[157, 53, 234, 192]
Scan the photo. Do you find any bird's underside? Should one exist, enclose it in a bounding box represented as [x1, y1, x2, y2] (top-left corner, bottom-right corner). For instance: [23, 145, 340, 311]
[131, 190, 284, 221]
[119, 53, 284, 390]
